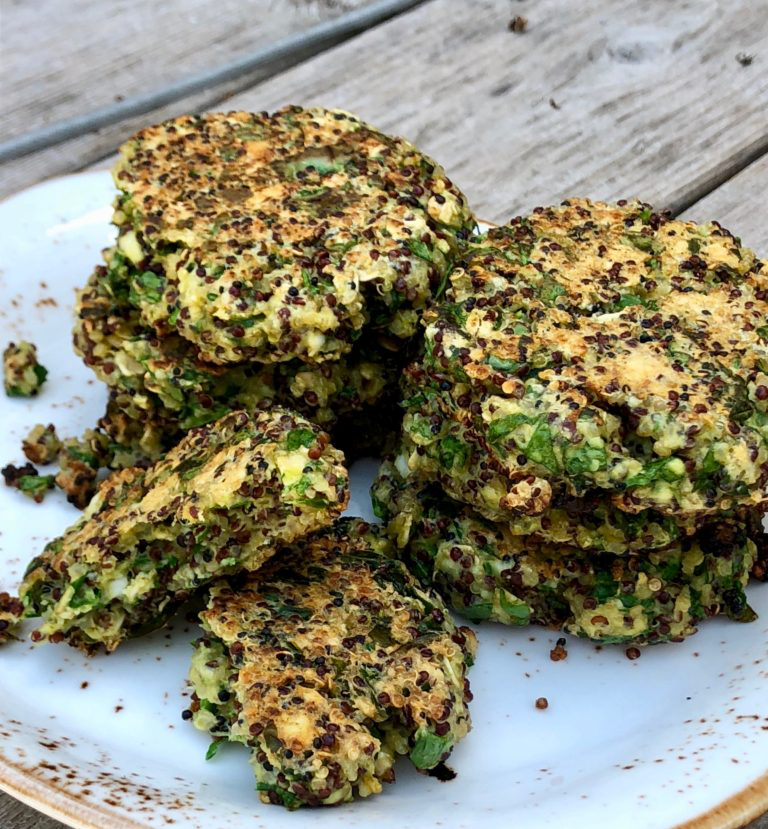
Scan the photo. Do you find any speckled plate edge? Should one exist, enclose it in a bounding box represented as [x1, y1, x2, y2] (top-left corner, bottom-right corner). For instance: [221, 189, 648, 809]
[673, 771, 768, 829]
[2, 699, 767, 829]
[0, 760, 144, 829]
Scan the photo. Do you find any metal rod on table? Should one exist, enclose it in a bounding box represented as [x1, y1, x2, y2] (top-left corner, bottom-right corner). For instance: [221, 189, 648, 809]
[0, 0, 425, 163]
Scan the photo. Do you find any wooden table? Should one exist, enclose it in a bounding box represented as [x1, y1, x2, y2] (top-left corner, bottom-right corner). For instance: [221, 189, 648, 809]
[1, 0, 767, 826]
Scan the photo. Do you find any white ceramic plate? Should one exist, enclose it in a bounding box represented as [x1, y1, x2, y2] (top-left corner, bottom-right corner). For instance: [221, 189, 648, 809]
[1, 172, 767, 829]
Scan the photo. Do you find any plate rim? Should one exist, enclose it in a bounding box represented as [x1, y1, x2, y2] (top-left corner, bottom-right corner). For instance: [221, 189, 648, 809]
[1, 170, 767, 829]
[0, 760, 143, 829]
[0, 167, 112, 207]
[671, 769, 768, 829]
[3, 750, 767, 829]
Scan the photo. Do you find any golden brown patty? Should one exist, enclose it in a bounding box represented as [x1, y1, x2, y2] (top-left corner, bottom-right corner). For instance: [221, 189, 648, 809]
[188, 519, 475, 808]
[112, 107, 476, 364]
[19, 409, 348, 652]
[404, 199, 768, 518]
[391, 428, 705, 552]
[74, 256, 403, 458]
[372, 459, 759, 643]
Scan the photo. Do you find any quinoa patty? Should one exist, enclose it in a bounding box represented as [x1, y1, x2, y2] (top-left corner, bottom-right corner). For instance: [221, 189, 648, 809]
[394, 427, 706, 552]
[187, 519, 475, 808]
[372, 461, 758, 644]
[405, 200, 768, 518]
[112, 107, 475, 365]
[74, 255, 405, 459]
[19, 409, 348, 652]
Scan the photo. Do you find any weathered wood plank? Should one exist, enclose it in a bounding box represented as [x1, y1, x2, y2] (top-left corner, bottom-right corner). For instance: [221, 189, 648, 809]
[1, 0, 374, 143]
[679, 154, 768, 252]
[218, 0, 768, 223]
[0, 798, 60, 829]
[0, 0, 403, 198]
[4, 0, 768, 203]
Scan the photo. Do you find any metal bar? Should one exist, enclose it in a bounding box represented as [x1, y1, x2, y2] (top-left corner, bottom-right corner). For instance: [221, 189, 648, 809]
[0, 0, 425, 163]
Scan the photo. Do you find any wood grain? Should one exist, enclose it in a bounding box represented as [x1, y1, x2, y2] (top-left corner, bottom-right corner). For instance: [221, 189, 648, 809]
[0, 0, 385, 197]
[4, 0, 768, 203]
[0, 800, 61, 829]
[1, 0, 373, 142]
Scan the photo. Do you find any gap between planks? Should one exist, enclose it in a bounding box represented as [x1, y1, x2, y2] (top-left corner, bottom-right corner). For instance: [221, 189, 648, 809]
[680, 152, 768, 251]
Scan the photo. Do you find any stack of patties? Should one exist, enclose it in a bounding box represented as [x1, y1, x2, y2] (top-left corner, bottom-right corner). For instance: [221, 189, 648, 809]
[74, 106, 476, 464]
[373, 199, 768, 645]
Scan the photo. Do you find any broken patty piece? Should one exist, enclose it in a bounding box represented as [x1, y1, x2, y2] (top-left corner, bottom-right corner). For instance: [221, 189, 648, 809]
[3, 341, 48, 397]
[187, 519, 476, 808]
[1, 462, 55, 503]
[0, 593, 23, 644]
[54, 437, 103, 509]
[22, 424, 62, 466]
[19, 408, 349, 653]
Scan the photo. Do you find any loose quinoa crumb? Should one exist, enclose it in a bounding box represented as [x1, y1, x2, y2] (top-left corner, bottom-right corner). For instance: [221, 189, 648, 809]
[550, 637, 568, 662]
